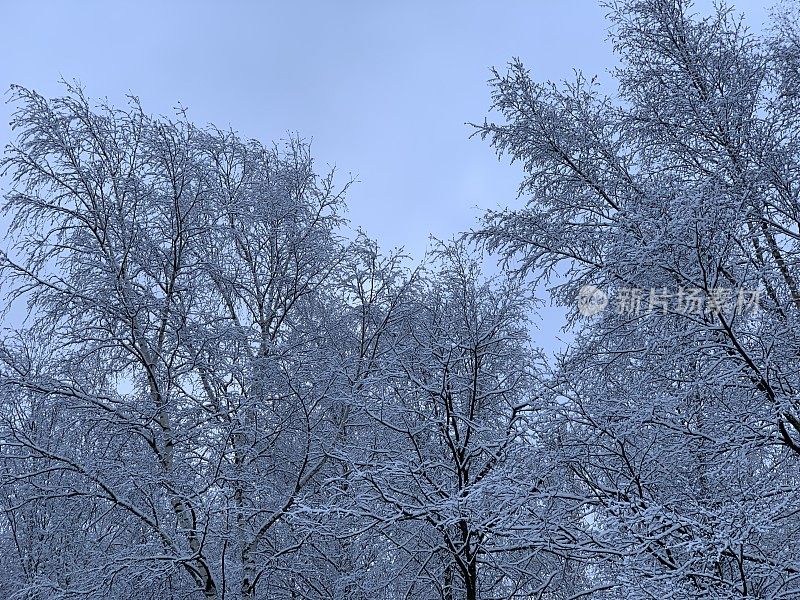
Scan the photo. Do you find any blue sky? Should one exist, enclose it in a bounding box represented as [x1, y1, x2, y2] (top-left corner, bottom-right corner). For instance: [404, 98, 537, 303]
[0, 1, 617, 254]
[0, 0, 772, 344]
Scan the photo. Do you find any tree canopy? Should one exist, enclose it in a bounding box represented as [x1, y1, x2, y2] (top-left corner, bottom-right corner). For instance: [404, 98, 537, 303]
[2, 1, 800, 599]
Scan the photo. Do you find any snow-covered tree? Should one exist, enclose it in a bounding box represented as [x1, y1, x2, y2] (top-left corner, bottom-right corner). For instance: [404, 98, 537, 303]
[348, 241, 580, 600]
[472, 0, 800, 596]
[0, 85, 351, 599]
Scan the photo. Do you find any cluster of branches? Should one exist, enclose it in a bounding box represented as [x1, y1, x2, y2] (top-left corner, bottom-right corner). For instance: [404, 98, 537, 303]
[471, 0, 800, 598]
[1, 1, 800, 599]
[0, 84, 570, 599]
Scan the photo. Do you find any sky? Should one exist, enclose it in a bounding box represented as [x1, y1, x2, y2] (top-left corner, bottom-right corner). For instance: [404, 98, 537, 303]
[0, 0, 773, 348]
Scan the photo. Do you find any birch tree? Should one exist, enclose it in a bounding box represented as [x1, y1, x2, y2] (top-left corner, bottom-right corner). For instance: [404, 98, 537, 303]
[472, 0, 800, 596]
[0, 85, 350, 599]
[352, 241, 578, 600]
